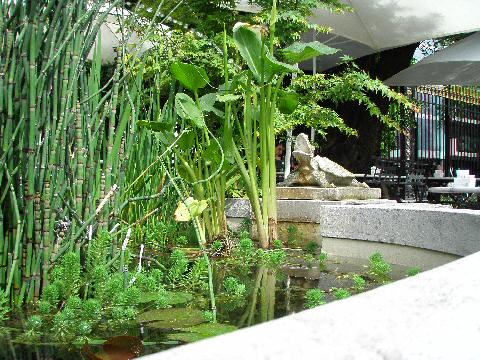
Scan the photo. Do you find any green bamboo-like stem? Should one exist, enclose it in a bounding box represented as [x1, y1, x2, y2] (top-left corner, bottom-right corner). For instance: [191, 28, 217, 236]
[0, 0, 184, 309]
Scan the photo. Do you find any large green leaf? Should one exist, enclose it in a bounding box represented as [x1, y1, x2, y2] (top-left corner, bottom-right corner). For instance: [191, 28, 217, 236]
[281, 41, 339, 64]
[139, 291, 194, 305]
[233, 22, 299, 83]
[277, 91, 299, 115]
[166, 323, 237, 343]
[175, 93, 205, 128]
[171, 62, 210, 92]
[174, 197, 209, 222]
[203, 140, 222, 167]
[200, 93, 224, 117]
[177, 130, 196, 151]
[137, 308, 205, 328]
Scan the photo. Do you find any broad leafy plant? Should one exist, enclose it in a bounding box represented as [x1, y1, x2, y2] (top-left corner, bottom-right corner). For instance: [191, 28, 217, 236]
[219, 0, 339, 247]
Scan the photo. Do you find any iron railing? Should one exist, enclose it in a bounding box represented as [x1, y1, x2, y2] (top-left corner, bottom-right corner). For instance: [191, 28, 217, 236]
[383, 86, 480, 177]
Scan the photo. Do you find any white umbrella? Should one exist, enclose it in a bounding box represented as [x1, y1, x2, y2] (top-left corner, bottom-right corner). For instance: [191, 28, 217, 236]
[385, 32, 480, 86]
[306, 0, 480, 71]
[88, 12, 156, 63]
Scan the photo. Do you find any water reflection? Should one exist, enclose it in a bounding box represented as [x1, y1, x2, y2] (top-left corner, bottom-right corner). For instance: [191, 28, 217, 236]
[238, 267, 276, 327]
[0, 256, 410, 360]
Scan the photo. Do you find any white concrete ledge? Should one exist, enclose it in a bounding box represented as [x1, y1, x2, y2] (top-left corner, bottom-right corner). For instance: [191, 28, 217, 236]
[226, 199, 480, 256]
[141, 251, 480, 360]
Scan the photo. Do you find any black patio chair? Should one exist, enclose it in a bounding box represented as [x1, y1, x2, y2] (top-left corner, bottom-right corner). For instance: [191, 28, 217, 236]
[405, 161, 429, 202]
[375, 158, 402, 201]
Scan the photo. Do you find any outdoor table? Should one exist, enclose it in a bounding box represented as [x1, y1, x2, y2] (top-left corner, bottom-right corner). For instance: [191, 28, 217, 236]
[428, 186, 480, 209]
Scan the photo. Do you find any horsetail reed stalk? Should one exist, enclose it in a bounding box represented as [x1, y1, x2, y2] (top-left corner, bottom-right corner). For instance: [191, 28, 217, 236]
[0, 0, 178, 306]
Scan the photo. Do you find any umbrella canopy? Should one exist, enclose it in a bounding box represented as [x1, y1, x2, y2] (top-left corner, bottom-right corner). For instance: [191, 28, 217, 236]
[306, 0, 480, 71]
[88, 12, 155, 63]
[385, 32, 480, 86]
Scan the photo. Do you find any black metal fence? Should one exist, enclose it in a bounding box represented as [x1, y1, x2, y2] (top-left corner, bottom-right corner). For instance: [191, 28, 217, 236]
[383, 86, 480, 177]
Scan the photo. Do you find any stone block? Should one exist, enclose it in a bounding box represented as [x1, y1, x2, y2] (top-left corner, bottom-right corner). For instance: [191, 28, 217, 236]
[277, 186, 381, 201]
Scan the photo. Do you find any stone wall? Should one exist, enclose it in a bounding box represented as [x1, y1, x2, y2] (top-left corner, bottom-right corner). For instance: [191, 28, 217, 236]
[226, 199, 480, 257]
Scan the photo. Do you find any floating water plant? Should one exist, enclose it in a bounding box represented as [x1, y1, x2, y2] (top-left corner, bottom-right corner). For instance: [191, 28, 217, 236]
[368, 252, 392, 283]
[304, 288, 327, 309]
[333, 288, 352, 300]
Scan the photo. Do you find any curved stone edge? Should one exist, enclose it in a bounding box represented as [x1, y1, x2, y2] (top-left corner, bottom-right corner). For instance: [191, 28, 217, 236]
[141, 251, 480, 360]
[276, 186, 381, 201]
[226, 199, 480, 257]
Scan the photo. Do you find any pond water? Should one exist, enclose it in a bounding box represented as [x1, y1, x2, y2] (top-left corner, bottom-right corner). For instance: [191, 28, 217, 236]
[0, 253, 413, 360]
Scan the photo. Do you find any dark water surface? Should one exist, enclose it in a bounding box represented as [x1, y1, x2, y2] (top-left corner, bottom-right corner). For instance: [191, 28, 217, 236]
[0, 254, 411, 359]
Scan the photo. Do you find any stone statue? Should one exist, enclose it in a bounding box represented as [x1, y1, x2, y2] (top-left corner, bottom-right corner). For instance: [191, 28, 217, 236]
[280, 133, 369, 188]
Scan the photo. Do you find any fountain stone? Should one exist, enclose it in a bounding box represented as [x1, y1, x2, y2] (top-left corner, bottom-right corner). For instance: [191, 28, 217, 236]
[277, 134, 381, 201]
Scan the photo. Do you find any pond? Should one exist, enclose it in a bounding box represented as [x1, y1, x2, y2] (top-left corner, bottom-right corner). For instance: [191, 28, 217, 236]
[0, 251, 416, 360]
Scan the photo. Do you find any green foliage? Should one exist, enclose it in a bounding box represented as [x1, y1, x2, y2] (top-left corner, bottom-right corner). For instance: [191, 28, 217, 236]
[202, 310, 215, 323]
[26, 315, 43, 332]
[277, 67, 415, 137]
[305, 241, 319, 255]
[86, 231, 112, 275]
[233, 23, 299, 83]
[351, 274, 366, 291]
[136, 271, 164, 293]
[51, 253, 81, 298]
[139, 0, 348, 45]
[258, 248, 287, 269]
[317, 252, 328, 270]
[0, 290, 10, 322]
[168, 249, 190, 284]
[223, 277, 247, 298]
[281, 41, 338, 64]
[273, 239, 283, 249]
[251, 0, 349, 46]
[175, 93, 206, 128]
[333, 288, 351, 300]
[305, 254, 315, 269]
[239, 219, 253, 234]
[155, 291, 173, 309]
[171, 62, 210, 92]
[182, 258, 209, 292]
[304, 288, 326, 308]
[406, 267, 422, 277]
[368, 252, 392, 283]
[212, 240, 223, 253]
[286, 225, 298, 246]
[233, 234, 256, 265]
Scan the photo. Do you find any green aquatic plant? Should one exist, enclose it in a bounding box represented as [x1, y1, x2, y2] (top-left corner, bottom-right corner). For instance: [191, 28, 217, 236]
[0, 290, 10, 322]
[286, 225, 298, 247]
[212, 240, 223, 253]
[223, 277, 247, 298]
[258, 248, 287, 269]
[305, 241, 320, 255]
[351, 274, 366, 291]
[233, 236, 256, 265]
[368, 252, 392, 283]
[305, 254, 315, 269]
[318, 252, 328, 270]
[154, 291, 173, 309]
[202, 310, 215, 323]
[333, 288, 352, 300]
[167, 249, 190, 284]
[406, 267, 422, 277]
[304, 288, 326, 309]
[51, 253, 82, 298]
[182, 258, 209, 293]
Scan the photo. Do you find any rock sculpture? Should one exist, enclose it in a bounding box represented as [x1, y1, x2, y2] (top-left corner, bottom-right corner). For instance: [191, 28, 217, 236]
[280, 133, 369, 188]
